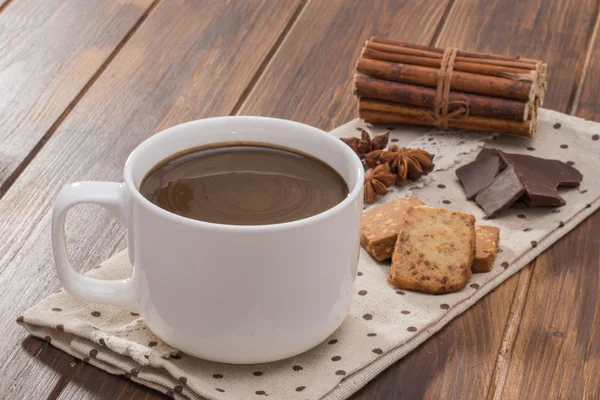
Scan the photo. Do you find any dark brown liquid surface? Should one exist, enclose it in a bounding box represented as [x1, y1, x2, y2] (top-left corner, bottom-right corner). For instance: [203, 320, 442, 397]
[140, 143, 349, 225]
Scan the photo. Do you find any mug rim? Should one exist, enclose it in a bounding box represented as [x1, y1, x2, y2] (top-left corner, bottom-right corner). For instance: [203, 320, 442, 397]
[123, 116, 364, 232]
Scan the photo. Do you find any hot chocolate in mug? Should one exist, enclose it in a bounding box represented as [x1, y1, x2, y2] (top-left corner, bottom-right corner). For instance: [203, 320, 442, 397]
[52, 117, 364, 364]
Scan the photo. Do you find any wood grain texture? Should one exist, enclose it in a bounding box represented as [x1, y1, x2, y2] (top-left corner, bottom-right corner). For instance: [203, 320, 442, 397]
[0, 0, 156, 189]
[0, 0, 302, 398]
[238, 0, 451, 131]
[500, 217, 600, 399]
[436, 0, 599, 113]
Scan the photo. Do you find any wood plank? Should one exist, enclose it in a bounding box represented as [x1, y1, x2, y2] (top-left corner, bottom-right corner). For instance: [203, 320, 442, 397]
[241, 0, 600, 399]
[499, 216, 600, 399]
[238, 0, 451, 131]
[0, 1, 302, 399]
[496, 8, 600, 398]
[436, 0, 599, 113]
[0, 0, 157, 190]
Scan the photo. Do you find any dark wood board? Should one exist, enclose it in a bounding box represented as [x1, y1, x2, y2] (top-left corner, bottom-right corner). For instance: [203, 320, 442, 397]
[0, 0, 302, 398]
[0, 0, 156, 191]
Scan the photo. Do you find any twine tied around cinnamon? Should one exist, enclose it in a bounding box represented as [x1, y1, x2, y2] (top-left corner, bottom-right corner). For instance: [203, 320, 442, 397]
[423, 47, 469, 129]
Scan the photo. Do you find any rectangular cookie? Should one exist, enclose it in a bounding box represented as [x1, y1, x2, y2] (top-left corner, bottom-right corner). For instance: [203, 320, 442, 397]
[361, 197, 424, 261]
[389, 206, 476, 294]
[473, 226, 500, 273]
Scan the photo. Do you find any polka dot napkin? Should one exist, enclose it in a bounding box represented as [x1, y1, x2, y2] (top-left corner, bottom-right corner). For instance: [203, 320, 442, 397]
[18, 109, 600, 400]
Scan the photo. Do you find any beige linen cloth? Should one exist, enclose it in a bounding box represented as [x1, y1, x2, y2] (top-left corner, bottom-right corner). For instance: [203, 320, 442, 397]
[18, 109, 600, 400]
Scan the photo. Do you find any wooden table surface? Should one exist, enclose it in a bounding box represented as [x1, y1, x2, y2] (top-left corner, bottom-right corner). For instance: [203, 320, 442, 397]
[0, 0, 598, 399]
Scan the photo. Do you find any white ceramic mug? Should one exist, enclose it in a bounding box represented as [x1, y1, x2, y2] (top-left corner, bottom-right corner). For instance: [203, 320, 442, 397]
[52, 116, 364, 364]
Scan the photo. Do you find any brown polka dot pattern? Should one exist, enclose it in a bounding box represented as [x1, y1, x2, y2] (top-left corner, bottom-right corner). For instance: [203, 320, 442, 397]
[296, 386, 306, 392]
[328, 339, 338, 345]
[517, 214, 526, 219]
[367, 333, 377, 337]
[531, 241, 538, 248]
[407, 326, 417, 332]
[130, 368, 139, 377]
[83, 357, 90, 364]
[527, 147, 535, 151]
[440, 304, 450, 310]
[554, 123, 561, 129]
[558, 221, 565, 228]
[581, 189, 588, 194]
[292, 365, 303, 371]
[256, 390, 267, 395]
[331, 356, 341, 361]
[363, 314, 373, 320]
[395, 290, 405, 295]
[91, 311, 101, 317]
[16, 316, 24, 323]
[213, 374, 223, 379]
[336, 370, 346, 376]
[470, 283, 480, 289]
[99, 338, 105, 346]
[592, 134, 599, 141]
[560, 144, 568, 149]
[501, 262, 509, 269]
[372, 348, 383, 355]
[148, 341, 158, 347]
[401, 310, 410, 315]
[56, 324, 64, 331]
[586, 204, 592, 208]
[442, 200, 451, 205]
[437, 184, 446, 189]
[358, 290, 367, 296]
[216, 388, 225, 392]
[89, 349, 98, 358]
[357, 271, 363, 276]
[523, 228, 532, 232]
[130, 312, 139, 317]
[52, 308, 62, 312]
[174, 386, 183, 394]
[253, 371, 263, 376]
[391, 138, 399, 142]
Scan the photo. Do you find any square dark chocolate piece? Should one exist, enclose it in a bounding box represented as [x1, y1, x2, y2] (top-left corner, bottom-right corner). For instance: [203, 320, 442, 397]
[475, 166, 526, 218]
[456, 155, 503, 199]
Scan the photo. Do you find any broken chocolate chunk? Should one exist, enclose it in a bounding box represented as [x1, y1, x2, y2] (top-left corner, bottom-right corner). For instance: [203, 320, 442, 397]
[475, 166, 526, 218]
[497, 151, 582, 188]
[456, 155, 503, 199]
[475, 148, 501, 160]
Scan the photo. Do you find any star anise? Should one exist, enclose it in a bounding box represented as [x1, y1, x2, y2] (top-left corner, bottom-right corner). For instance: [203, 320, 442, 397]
[364, 163, 396, 204]
[364, 145, 435, 186]
[341, 129, 390, 159]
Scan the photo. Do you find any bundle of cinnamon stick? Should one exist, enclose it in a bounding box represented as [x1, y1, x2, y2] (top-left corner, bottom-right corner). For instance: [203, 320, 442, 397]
[353, 38, 547, 137]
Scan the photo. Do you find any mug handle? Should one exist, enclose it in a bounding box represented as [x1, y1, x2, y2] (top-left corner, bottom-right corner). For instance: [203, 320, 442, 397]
[52, 181, 138, 312]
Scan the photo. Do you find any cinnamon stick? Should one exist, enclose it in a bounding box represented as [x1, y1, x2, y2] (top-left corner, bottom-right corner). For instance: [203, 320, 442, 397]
[354, 75, 529, 121]
[357, 58, 533, 101]
[366, 41, 538, 70]
[359, 100, 535, 138]
[362, 48, 537, 80]
[370, 37, 540, 64]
